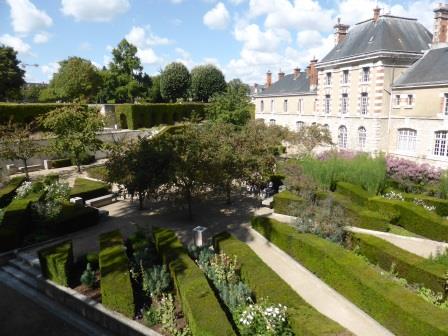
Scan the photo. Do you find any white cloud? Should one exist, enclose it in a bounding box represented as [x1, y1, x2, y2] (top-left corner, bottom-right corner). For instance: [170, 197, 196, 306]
[229, 0, 246, 5]
[137, 48, 161, 64]
[6, 0, 52, 35]
[33, 32, 50, 44]
[41, 62, 60, 79]
[125, 26, 173, 47]
[203, 2, 230, 30]
[79, 42, 92, 50]
[175, 47, 195, 68]
[234, 23, 291, 52]
[61, 0, 130, 22]
[297, 30, 323, 48]
[0, 34, 32, 54]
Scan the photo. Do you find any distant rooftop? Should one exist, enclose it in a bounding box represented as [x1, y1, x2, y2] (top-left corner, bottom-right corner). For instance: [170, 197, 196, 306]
[256, 72, 312, 96]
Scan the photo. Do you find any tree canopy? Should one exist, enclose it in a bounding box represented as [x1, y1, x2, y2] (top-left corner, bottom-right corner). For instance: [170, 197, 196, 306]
[289, 124, 333, 154]
[190, 64, 226, 102]
[0, 45, 25, 101]
[160, 62, 191, 102]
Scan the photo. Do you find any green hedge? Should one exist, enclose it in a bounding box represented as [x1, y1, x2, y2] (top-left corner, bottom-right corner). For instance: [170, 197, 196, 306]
[50, 203, 99, 234]
[51, 158, 72, 169]
[397, 190, 448, 217]
[252, 216, 448, 336]
[0, 176, 26, 208]
[0, 103, 69, 125]
[38, 240, 73, 286]
[214, 232, 348, 336]
[352, 233, 447, 294]
[153, 227, 235, 336]
[69, 178, 110, 200]
[115, 103, 207, 130]
[336, 182, 372, 206]
[369, 197, 448, 241]
[99, 230, 135, 318]
[332, 193, 390, 232]
[273, 191, 304, 216]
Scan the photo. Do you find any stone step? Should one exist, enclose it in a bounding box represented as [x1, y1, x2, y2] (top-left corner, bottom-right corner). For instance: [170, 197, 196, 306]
[8, 258, 42, 279]
[1, 264, 40, 291]
[17, 251, 41, 269]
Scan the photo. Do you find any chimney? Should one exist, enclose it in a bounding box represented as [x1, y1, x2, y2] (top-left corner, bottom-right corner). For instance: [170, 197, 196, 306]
[293, 67, 300, 78]
[266, 70, 272, 88]
[373, 7, 381, 22]
[334, 18, 350, 45]
[309, 58, 318, 90]
[278, 70, 285, 81]
[433, 3, 448, 47]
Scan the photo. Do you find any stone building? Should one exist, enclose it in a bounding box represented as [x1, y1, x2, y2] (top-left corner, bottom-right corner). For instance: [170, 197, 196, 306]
[254, 4, 448, 167]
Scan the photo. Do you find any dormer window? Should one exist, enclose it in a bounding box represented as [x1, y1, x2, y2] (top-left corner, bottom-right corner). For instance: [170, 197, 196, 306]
[361, 67, 370, 83]
[325, 73, 332, 86]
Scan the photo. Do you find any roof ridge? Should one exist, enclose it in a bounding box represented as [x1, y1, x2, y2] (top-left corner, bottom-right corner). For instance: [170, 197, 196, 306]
[355, 14, 417, 26]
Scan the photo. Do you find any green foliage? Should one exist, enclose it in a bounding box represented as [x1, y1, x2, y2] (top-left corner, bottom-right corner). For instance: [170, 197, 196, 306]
[21, 84, 45, 103]
[99, 230, 135, 318]
[418, 287, 448, 310]
[352, 233, 448, 294]
[49, 202, 99, 235]
[46, 57, 101, 102]
[395, 190, 448, 217]
[80, 263, 96, 288]
[69, 177, 109, 200]
[289, 124, 333, 153]
[252, 216, 448, 336]
[0, 103, 74, 125]
[439, 172, 448, 200]
[142, 265, 171, 298]
[33, 180, 70, 221]
[51, 158, 72, 168]
[273, 191, 304, 216]
[160, 62, 191, 102]
[147, 75, 166, 103]
[190, 65, 226, 102]
[85, 166, 108, 181]
[0, 176, 25, 207]
[38, 240, 73, 286]
[114, 103, 206, 130]
[153, 227, 236, 336]
[215, 232, 347, 335]
[85, 252, 99, 268]
[336, 181, 372, 206]
[0, 45, 25, 101]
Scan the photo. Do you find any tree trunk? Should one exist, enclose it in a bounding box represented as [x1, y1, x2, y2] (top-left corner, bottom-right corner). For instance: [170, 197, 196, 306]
[225, 181, 232, 205]
[138, 192, 144, 210]
[186, 189, 193, 221]
[22, 158, 29, 180]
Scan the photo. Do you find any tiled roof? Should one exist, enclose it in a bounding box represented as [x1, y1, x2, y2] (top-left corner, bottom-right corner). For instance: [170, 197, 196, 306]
[256, 72, 312, 96]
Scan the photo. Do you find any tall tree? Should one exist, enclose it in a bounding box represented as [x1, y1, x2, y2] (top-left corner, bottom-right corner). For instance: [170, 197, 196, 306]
[21, 84, 45, 103]
[0, 45, 25, 101]
[227, 78, 250, 95]
[147, 75, 165, 103]
[190, 64, 226, 102]
[160, 62, 191, 102]
[38, 105, 104, 173]
[47, 56, 101, 102]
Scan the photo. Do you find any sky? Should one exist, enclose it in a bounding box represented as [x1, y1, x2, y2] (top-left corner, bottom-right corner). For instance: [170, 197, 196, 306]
[0, 0, 440, 84]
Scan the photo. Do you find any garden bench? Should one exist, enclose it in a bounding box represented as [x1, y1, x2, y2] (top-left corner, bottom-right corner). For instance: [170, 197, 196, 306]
[85, 194, 116, 208]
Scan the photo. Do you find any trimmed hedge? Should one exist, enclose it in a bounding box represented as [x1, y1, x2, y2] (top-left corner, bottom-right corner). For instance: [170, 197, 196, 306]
[50, 203, 99, 234]
[0, 176, 26, 208]
[0, 103, 69, 125]
[38, 240, 73, 286]
[214, 232, 349, 336]
[332, 193, 390, 232]
[352, 233, 447, 294]
[252, 216, 448, 336]
[51, 158, 72, 169]
[153, 227, 235, 336]
[397, 190, 448, 217]
[369, 197, 448, 241]
[70, 178, 110, 200]
[99, 230, 135, 318]
[273, 191, 304, 216]
[115, 103, 207, 130]
[336, 182, 372, 206]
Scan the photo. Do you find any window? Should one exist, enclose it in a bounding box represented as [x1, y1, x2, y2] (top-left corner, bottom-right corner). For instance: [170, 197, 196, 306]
[325, 73, 332, 86]
[407, 95, 414, 106]
[397, 128, 417, 153]
[296, 121, 304, 131]
[360, 93, 369, 115]
[324, 95, 331, 114]
[342, 70, 349, 84]
[260, 100, 264, 112]
[434, 131, 448, 156]
[361, 67, 370, 82]
[271, 100, 274, 112]
[338, 126, 347, 148]
[394, 95, 401, 106]
[444, 94, 448, 115]
[284, 99, 288, 112]
[341, 93, 348, 114]
[298, 99, 303, 113]
[269, 119, 276, 126]
[358, 127, 366, 150]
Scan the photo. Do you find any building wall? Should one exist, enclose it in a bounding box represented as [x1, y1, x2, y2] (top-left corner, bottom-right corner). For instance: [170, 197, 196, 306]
[391, 86, 448, 118]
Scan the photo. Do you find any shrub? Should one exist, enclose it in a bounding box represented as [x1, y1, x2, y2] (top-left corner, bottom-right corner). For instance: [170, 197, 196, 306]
[252, 217, 448, 336]
[69, 178, 109, 200]
[38, 240, 73, 286]
[0, 103, 69, 126]
[48, 202, 99, 234]
[214, 232, 348, 335]
[85, 252, 99, 268]
[273, 191, 303, 216]
[115, 104, 207, 130]
[352, 233, 448, 294]
[50, 158, 72, 169]
[336, 182, 372, 206]
[99, 230, 135, 318]
[142, 265, 171, 298]
[80, 263, 96, 287]
[0, 176, 26, 207]
[153, 227, 235, 336]
[396, 191, 448, 217]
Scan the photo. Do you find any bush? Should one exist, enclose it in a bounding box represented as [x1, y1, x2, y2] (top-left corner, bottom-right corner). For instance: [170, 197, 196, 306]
[336, 182, 372, 206]
[252, 217, 448, 336]
[51, 158, 72, 169]
[273, 191, 303, 216]
[115, 103, 207, 130]
[99, 230, 135, 318]
[85, 166, 108, 181]
[80, 263, 96, 287]
[0, 103, 69, 125]
[153, 227, 235, 336]
[352, 233, 448, 294]
[214, 232, 348, 335]
[85, 252, 99, 268]
[48, 202, 99, 234]
[69, 178, 109, 200]
[0, 176, 26, 208]
[369, 197, 448, 241]
[397, 191, 448, 217]
[38, 240, 73, 286]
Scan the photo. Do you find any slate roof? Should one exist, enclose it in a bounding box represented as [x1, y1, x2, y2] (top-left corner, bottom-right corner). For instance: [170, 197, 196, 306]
[257, 72, 312, 96]
[321, 15, 432, 63]
[394, 47, 448, 87]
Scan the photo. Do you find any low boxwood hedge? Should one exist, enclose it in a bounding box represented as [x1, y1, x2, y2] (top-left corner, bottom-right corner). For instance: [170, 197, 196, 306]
[153, 227, 235, 336]
[38, 240, 73, 286]
[369, 197, 448, 241]
[99, 230, 135, 318]
[398, 191, 448, 217]
[273, 191, 304, 216]
[352, 233, 447, 294]
[50, 203, 99, 234]
[336, 182, 373, 206]
[0, 176, 26, 208]
[50, 158, 72, 169]
[214, 232, 349, 336]
[69, 178, 110, 200]
[252, 216, 448, 336]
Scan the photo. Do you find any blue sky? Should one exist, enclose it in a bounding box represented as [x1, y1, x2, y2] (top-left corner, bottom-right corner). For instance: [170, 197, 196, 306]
[0, 0, 439, 84]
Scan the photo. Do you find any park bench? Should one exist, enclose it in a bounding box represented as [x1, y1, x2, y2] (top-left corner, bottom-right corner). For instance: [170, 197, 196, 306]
[85, 194, 116, 208]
